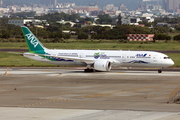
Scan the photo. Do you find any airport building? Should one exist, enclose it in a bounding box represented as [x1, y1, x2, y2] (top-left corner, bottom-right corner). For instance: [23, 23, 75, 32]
[119, 4, 128, 11]
[121, 17, 142, 25]
[0, 0, 3, 6]
[40, 0, 57, 7]
[163, 0, 179, 12]
[74, 6, 99, 12]
[8, 19, 43, 26]
[105, 4, 118, 11]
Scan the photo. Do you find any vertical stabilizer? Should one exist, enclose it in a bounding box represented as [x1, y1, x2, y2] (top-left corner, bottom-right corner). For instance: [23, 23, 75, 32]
[21, 26, 46, 52]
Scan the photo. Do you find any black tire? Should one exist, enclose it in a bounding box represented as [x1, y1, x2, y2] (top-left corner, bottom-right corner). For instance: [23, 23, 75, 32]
[84, 69, 94, 72]
[158, 70, 162, 73]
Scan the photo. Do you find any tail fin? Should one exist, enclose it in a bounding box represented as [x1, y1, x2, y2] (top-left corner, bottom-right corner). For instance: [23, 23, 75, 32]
[21, 26, 46, 52]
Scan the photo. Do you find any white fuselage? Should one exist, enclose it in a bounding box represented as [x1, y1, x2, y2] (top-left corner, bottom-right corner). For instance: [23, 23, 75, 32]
[24, 49, 174, 69]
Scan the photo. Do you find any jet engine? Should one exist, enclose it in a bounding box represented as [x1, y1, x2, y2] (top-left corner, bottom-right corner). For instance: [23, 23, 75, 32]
[93, 60, 112, 71]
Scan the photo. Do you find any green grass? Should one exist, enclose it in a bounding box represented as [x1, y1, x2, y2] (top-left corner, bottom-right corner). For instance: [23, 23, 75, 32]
[1, 40, 180, 51]
[32, 41, 180, 51]
[46, 41, 180, 51]
[0, 42, 27, 49]
[0, 52, 56, 67]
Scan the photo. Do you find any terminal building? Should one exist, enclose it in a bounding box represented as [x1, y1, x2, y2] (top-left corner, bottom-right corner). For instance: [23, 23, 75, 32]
[8, 19, 43, 26]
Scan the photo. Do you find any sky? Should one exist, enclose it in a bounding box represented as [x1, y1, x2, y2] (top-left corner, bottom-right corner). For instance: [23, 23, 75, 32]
[3, 0, 156, 9]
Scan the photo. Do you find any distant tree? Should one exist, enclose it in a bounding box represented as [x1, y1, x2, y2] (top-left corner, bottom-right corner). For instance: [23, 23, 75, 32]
[46, 26, 60, 32]
[73, 23, 81, 28]
[173, 34, 180, 41]
[117, 14, 122, 25]
[0, 30, 10, 38]
[11, 26, 22, 37]
[96, 14, 112, 24]
[78, 32, 88, 39]
[138, 20, 153, 27]
[52, 38, 60, 43]
[63, 33, 71, 39]
[175, 25, 180, 31]
[90, 24, 153, 40]
[0, 17, 9, 27]
[151, 26, 171, 33]
[154, 33, 171, 41]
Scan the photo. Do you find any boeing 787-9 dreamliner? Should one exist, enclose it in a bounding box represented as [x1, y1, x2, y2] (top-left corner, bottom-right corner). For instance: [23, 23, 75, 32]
[21, 26, 174, 73]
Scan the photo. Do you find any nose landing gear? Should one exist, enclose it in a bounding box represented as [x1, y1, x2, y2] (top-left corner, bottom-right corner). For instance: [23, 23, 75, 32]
[158, 67, 163, 73]
[158, 69, 162, 73]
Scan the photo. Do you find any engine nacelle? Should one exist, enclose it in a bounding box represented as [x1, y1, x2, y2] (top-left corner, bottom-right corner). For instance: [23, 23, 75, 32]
[93, 60, 112, 71]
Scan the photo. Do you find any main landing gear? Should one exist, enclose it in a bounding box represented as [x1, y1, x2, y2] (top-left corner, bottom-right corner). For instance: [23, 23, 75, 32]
[84, 65, 94, 72]
[84, 69, 94, 72]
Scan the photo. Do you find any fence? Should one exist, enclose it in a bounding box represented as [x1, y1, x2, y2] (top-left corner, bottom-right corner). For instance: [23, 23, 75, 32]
[126, 34, 154, 41]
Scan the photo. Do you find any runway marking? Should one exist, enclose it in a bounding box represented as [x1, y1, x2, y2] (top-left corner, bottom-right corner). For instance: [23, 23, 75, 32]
[115, 72, 180, 76]
[117, 72, 124, 74]
[55, 73, 62, 77]
[21, 98, 70, 108]
[144, 68, 158, 69]
[3, 67, 10, 75]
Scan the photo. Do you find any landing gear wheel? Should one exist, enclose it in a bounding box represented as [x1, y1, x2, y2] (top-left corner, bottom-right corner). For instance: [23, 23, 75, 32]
[158, 69, 162, 73]
[84, 69, 94, 72]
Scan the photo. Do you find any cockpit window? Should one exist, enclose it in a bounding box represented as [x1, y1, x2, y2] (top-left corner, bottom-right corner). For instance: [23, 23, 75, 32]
[164, 57, 170, 59]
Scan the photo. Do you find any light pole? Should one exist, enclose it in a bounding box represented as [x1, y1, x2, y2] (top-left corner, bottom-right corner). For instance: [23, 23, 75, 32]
[61, 19, 64, 39]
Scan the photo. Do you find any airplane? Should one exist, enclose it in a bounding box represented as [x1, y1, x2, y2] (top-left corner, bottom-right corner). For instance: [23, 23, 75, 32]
[21, 26, 174, 73]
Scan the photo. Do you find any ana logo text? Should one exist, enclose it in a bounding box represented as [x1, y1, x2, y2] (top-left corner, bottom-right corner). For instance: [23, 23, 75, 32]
[136, 54, 151, 58]
[25, 33, 38, 48]
[136, 54, 147, 57]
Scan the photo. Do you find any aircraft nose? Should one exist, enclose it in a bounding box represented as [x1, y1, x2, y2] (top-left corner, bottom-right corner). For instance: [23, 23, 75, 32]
[162, 59, 174, 67]
[166, 59, 174, 66]
[170, 60, 174, 66]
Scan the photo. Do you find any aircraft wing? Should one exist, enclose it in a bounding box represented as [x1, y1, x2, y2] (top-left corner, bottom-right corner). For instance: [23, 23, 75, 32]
[40, 54, 117, 65]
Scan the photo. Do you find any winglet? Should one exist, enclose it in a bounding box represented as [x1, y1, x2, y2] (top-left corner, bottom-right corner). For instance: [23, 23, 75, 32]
[21, 26, 46, 52]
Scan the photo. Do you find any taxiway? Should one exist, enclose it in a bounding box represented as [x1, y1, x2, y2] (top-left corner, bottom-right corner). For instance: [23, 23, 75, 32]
[0, 67, 180, 120]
